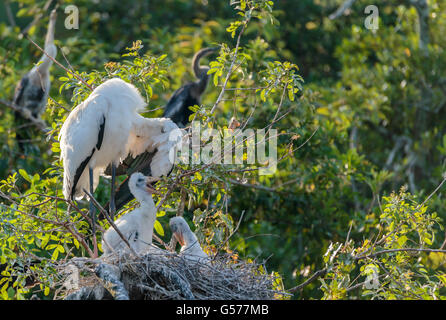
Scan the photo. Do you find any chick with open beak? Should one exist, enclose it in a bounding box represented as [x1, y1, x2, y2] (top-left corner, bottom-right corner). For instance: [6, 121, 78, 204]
[144, 176, 159, 194]
[169, 216, 208, 263]
[170, 220, 185, 246]
[102, 172, 160, 255]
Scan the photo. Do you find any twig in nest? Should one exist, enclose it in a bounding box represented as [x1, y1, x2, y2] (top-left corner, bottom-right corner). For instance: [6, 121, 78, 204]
[95, 263, 129, 300]
[59, 251, 288, 300]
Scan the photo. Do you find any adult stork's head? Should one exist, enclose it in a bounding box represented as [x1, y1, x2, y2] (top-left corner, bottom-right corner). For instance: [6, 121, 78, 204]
[128, 172, 159, 201]
[169, 216, 195, 247]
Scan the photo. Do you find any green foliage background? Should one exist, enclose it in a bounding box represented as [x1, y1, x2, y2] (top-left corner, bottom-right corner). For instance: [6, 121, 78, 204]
[1, 0, 446, 300]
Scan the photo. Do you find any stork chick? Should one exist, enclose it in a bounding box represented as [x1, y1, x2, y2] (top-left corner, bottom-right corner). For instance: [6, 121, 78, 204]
[14, 9, 57, 150]
[102, 172, 159, 255]
[169, 216, 208, 263]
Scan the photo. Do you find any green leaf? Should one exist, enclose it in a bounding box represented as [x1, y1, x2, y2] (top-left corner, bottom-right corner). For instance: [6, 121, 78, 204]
[194, 172, 203, 181]
[146, 85, 153, 98]
[213, 73, 219, 86]
[73, 239, 80, 250]
[18, 169, 31, 183]
[288, 88, 294, 101]
[154, 220, 164, 236]
[260, 89, 266, 102]
[51, 248, 59, 260]
[156, 210, 166, 217]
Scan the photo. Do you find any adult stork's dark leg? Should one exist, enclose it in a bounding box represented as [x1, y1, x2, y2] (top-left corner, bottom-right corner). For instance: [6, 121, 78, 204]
[109, 163, 117, 219]
[89, 167, 96, 237]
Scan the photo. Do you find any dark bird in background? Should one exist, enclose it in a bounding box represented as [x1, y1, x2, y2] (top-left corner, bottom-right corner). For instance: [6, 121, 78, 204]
[104, 47, 217, 214]
[14, 9, 57, 151]
[163, 47, 217, 127]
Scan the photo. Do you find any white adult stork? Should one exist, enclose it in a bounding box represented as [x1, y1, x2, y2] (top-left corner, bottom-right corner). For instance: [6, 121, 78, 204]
[102, 172, 158, 255]
[106, 47, 216, 213]
[14, 9, 57, 150]
[169, 216, 208, 263]
[59, 78, 178, 234]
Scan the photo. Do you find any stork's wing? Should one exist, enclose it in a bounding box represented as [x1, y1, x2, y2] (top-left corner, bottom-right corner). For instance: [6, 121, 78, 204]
[13, 76, 29, 106]
[101, 118, 180, 214]
[59, 94, 109, 200]
[102, 215, 138, 254]
[149, 126, 182, 177]
[127, 115, 177, 157]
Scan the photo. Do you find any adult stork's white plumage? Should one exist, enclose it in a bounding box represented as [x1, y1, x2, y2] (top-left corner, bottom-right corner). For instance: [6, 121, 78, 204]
[59, 78, 178, 234]
[169, 216, 208, 263]
[102, 172, 158, 255]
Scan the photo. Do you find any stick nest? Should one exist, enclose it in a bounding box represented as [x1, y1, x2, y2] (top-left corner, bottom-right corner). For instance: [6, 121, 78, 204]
[56, 249, 288, 300]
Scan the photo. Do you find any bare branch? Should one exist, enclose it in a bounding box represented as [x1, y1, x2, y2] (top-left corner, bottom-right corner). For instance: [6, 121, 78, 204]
[25, 35, 94, 91]
[4, 1, 16, 27]
[329, 0, 358, 20]
[355, 247, 446, 260]
[19, 0, 54, 36]
[210, 20, 249, 114]
[83, 188, 138, 257]
[0, 98, 47, 131]
[288, 268, 327, 293]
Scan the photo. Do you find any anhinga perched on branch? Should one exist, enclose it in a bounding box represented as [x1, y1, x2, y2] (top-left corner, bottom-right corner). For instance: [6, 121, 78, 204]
[104, 47, 217, 214]
[163, 47, 217, 127]
[14, 9, 57, 151]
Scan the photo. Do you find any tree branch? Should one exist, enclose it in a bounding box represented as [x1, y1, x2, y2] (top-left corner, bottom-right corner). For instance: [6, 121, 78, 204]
[355, 247, 446, 260]
[25, 35, 94, 91]
[83, 188, 138, 257]
[4, 1, 16, 27]
[288, 268, 327, 293]
[210, 20, 249, 114]
[329, 0, 358, 20]
[0, 99, 47, 131]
